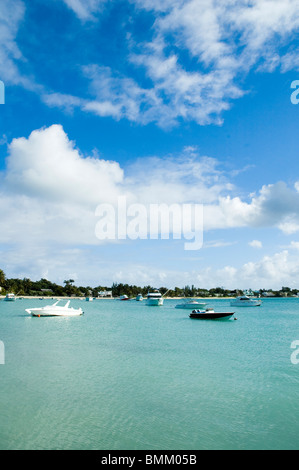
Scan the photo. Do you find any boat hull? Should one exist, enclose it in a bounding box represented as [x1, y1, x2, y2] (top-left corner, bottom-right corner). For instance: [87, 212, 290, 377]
[26, 299, 83, 317]
[190, 311, 235, 320]
[27, 309, 83, 317]
[147, 298, 164, 306]
[4, 295, 16, 301]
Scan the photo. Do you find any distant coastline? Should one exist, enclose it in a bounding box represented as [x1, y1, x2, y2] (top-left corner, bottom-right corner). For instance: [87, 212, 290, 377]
[0, 295, 294, 301]
[0, 269, 297, 299]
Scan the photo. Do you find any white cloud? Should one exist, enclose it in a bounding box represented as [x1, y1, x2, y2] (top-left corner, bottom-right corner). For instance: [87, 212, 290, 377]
[0, 0, 43, 93]
[2, 124, 299, 283]
[64, 0, 299, 127]
[204, 181, 299, 232]
[249, 240, 263, 249]
[3, 0, 299, 126]
[177, 248, 299, 290]
[3, 125, 299, 248]
[0, 0, 26, 86]
[110, 247, 299, 290]
[61, 0, 108, 20]
[6, 124, 124, 206]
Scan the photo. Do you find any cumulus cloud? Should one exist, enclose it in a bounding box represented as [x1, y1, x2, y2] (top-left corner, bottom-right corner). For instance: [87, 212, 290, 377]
[113, 247, 299, 290]
[2, 124, 299, 283]
[195, 248, 299, 290]
[3, 125, 299, 247]
[204, 182, 299, 232]
[249, 240, 263, 249]
[0, 125, 126, 251]
[6, 124, 124, 206]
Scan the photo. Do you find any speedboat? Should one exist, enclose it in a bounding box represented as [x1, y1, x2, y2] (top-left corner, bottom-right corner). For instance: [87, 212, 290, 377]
[4, 293, 16, 301]
[26, 300, 84, 317]
[119, 295, 130, 301]
[190, 308, 235, 320]
[147, 291, 164, 306]
[136, 294, 143, 301]
[86, 297, 93, 302]
[175, 300, 207, 310]
[230, 296, 262, 307]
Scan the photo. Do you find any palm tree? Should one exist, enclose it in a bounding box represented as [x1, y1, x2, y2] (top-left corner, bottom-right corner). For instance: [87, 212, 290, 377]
[0, 269, 6, 288]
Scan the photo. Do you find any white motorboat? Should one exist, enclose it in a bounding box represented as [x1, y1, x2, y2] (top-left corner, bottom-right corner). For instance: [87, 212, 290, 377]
[118, 295, 130, 301]
[230, 296, 262, 307]
[147, 291, 164, 306]
[26, 300, 84, 317]
[136, 294, 143, 301]
[4, 293, 16, 302]
[175, 300, 207, 310]
[86, 297, 93, 302]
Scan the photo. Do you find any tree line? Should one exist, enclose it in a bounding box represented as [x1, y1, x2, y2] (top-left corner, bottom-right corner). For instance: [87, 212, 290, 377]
[0, 269, 298, 298]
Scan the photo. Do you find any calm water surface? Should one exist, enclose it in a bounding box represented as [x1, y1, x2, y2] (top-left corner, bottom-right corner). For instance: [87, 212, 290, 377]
[0, 298, 298, 450]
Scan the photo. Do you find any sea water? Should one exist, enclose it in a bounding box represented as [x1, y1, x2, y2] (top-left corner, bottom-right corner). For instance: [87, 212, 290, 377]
[0, 298, 298, 450]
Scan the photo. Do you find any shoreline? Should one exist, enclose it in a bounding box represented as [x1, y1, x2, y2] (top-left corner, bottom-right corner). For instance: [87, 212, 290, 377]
[0, 295, 235, 300]
[0, 295, 290, 300]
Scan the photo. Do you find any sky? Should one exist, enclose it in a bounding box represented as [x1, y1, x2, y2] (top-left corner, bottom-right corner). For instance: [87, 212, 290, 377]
[1, 0, 299, 289]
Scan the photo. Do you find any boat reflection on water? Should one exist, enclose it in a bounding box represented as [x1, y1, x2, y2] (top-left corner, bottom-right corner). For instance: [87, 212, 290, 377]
[175, 300, 207, 310]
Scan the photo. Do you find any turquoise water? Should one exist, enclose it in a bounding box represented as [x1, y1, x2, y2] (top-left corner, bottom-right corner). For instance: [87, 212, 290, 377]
[0, 298, 298, 450]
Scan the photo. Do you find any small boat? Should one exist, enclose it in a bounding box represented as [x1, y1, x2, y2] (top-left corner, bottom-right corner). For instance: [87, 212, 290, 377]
[175, 300, 207, 310]
[26, 300, 83, 317]
[190, 309, 235, 320]
[136, 294, 143, 301]
[4, 293, 16, 302]
[119, 295, 130, 301]
[147, 291, 164, 306]
[230, 296, 262, 307]
[86, 297, 93, 302]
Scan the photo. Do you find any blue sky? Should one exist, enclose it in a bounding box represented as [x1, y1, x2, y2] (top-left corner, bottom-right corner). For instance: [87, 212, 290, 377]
[1, 0, 299, 289]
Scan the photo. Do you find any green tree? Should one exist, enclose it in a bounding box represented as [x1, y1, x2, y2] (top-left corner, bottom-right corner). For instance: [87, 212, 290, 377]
[0, 269, 6, 288]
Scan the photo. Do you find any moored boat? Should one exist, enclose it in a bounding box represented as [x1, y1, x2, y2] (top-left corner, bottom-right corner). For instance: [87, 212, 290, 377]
[119, 295, 130, 301]
[147, 291, 164, 306]
[136, 294, 143, 301]
[26, 300, 83, 317]
[189, 308, 235, 320]
[4, 293, 16, 302]
[230, 296, 262, 307]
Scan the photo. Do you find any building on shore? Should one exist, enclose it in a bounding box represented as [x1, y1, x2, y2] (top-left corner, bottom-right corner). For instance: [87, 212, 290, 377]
[97, 291, 113, 298]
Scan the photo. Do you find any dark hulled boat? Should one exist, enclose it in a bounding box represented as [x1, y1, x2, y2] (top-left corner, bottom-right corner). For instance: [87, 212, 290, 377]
[189, 309, 235, 320]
